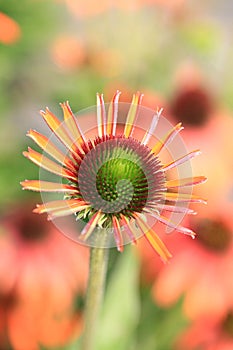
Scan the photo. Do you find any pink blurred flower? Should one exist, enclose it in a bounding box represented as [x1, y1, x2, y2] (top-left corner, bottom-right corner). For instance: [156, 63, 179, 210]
[177, 314, 233, 350]
[51, 35, 87, 70]
[168, 63, 233, 213]
[0, 203, 89, 350]
[151, 208, 233, 320]
[0, 12, 21, 45]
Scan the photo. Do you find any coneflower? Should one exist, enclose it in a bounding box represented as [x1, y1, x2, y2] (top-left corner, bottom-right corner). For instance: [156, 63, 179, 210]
[21, 91, 206, 262]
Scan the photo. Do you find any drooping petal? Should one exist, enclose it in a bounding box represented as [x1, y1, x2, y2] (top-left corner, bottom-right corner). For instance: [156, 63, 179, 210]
[27, 129, 76, 171]
[165, 176, 207, 188]
[163, 191, 207, 204]
[60, 101, 86, 144]
[135, 214, 172, 263]
[23, 148, 76, 181]
[142, 108, 162, 145]
[96, 93, 106, 137]
[106, 90, 121, 136]
[40, 108, 80, 156]
[120, 215, 137, 245]
[146, 210, 196, 238]
[33, 199, 89, 219]
[151, 203, 196, 215]
[152, 122, 183, 155]
[20, 180, 78, 193]
[124, 92, 143, 138]
[80, 210, 102, 241]
[162, 150, 201, 172]
[112, 216, 124, 252]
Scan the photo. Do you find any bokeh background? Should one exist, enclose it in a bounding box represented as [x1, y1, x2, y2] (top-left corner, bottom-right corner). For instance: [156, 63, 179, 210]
[0, 1, 233, 349]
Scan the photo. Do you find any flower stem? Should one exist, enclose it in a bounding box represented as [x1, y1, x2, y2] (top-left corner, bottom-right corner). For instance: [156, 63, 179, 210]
[82, 231, 109, 350]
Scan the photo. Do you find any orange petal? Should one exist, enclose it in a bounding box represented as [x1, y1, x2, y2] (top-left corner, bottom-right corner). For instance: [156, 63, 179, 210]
[124, 92, 143, 138]
[152, 122, 183, 155]
[135, 214, 172, 263]
[33, 199, 89, 218]
[147, 210, 196, 238]
[27, 129, 76, 171]
[23, 148, 76, 181]
[60, 101, 86, 144]
[106, 90, 121, 136]
[112, 216, 124, 252]
[164, 191, 207, 204]
[165, 176, 207, 188]
[20, 180, 78, 193]
[162, 150, 201, 172]
[96, 93, 106, 137]
[40, 108, 80, 156]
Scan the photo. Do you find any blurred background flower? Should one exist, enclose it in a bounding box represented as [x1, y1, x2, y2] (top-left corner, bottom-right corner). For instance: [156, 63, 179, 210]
[0, 202, 88, 349]
[0, 0, 233, 348]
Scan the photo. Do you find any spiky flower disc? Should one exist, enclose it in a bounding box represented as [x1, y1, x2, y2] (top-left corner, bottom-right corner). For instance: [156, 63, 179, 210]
[21, 91, 206, 262]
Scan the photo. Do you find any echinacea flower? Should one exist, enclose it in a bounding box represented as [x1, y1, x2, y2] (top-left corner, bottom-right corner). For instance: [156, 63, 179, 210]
[0, 203, 88, 350]
[177, 314, 233, 350]
[21, 91, 206, 262]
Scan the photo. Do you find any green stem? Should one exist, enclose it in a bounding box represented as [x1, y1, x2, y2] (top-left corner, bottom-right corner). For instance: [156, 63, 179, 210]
[82, 231, 109, 350]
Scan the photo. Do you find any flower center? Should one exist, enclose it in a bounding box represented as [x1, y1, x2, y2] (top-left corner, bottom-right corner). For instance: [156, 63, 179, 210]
[196, 219, 232, 252]
[170, 87, 212, 126]
[77, 136, 165, 219]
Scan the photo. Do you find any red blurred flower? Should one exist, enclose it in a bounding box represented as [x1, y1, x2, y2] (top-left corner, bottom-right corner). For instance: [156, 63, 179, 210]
[0, 203, 89, 350]
[0, 12, 21, 44]
[151, 208, 233, 320]
[177, 314, 233, 350]
[168, 63, 233, 212]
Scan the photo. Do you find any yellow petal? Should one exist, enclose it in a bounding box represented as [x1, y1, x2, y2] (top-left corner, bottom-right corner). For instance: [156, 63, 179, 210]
[135, 214, 172, 263]
[152, 122, 183, 155]
[40, 108, 79, 155]
[60, 101, 86, 144]
[164, 191, 207, 204]
[124, 92, 143, 138]
[165, 176, 207, 188]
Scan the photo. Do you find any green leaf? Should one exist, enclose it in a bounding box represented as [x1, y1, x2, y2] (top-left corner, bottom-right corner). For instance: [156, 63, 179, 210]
[95, 247, 140, 350]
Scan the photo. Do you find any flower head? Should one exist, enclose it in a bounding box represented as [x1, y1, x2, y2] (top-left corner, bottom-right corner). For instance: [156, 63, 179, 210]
[21, 91, 206, 261]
